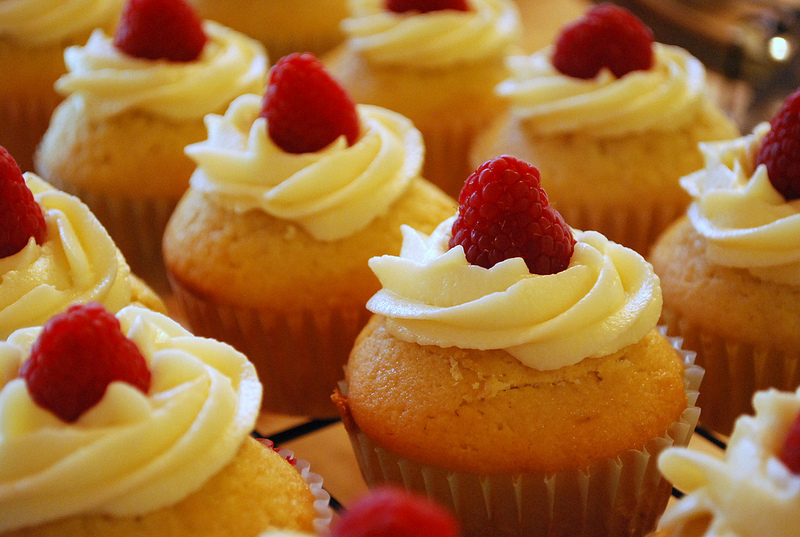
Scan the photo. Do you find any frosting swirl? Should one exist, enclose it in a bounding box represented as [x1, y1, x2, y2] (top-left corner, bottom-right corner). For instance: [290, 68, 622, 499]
[366, 217, 662, 370]
[0, 305, 261, 532]
[0, 175, 136, 340]
[658, 388, 800, 537]
[55, 21, 267, 120]
[496, 43, 708, 136]
[683, 122, 800, 285]
[0, 0, 122, 47]
[340, 0, 520, 67]
[187, 93, 423, 241]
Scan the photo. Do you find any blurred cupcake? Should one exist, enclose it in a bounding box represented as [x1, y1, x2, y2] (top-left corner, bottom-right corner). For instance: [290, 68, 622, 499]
[649, 88, 800, 436]
[0, 0, 123, 173]
[471, 3, 739, 255]
[163, 53, 456, 417]
[0, 146, 164, 339]
[655, 387, 800, 536]
[334, 155, 703, 537]
[34, 0, 267, 294]
[323, 0, 522, 198]
[186, 0, 348, 60]
[0, 302, 331, 536]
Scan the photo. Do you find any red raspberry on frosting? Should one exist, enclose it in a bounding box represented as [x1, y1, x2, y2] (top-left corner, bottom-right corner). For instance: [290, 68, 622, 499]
[755, 87, 800, 201]
[113, 0, 208, 62]
[449, 155, 575, 275]
[330, 486, 462, 537]
[0, 146, 46, 259]
[260, 52, 360, 154]
[780, 409, 800, 474]
[19, 303, 152, 423]
[552, 3, 654, 79]
[386, 0, 470, 13]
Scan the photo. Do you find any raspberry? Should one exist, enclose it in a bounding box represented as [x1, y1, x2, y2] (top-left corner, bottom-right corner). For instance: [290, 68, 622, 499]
[780, 409, 800, 474]
[552, 4, 654, 79]
[0, 146, 46, 258]
[113, 0, 207, 62]
[449, 156, 575, 275]
[18, 303, 151, 423]
[386, 0, 470, 13]
[755, 88, 800, 200]
[260, 53, 360, 154]
[330, 487, 462, 537]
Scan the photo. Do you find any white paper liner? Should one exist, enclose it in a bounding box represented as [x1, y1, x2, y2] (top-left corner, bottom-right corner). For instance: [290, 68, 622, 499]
[662, 306, 800, 437]
[276, 448, 333, 534]
[339, 328, 703, 537]
[169, 276, 372, 417]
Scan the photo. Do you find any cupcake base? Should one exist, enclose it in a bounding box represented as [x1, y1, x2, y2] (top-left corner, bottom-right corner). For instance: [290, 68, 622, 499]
[336, 329, 703, 537]
[171, 277, 372, 418]
[661, 307, 800, 436]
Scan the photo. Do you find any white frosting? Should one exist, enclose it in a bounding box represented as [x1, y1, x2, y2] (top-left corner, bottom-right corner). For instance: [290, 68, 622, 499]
[496, 43, 708, 136]
[0, 174, 136, 340]
[0, 0, 122, 47]
[55, 21, 267, 120]
[682, 122, 800, 285]
[187, 93, 423, 241]
[366, 217, 662, 370]
[341, 0, 520, 67]
[659, 388, 800, 537]
[0, 305, 261, 532]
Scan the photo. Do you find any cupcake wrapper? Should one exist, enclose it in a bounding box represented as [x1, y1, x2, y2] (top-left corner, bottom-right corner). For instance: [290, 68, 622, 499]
[662, 307, 800, 436]
[170, 279, 372, 417]
[51, 182, 178, 295]
[339, 329, 702, 537]
[416, 114, 495, 199]
[277, 448, 334, 534]
[0, 93, 61, 173]
[555, 199, 687, 257]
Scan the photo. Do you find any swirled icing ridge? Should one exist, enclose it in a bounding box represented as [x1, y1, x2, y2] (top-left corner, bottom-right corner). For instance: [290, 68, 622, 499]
[366, 217, 662, 370]
[0, 305, 261, 532]
[682, 122, 800, 285]
[187, 93, 423, 241]
[56, 21, 267, 120]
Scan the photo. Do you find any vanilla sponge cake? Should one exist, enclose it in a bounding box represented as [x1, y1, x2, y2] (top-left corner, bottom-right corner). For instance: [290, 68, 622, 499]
[345, 315, 687, 475]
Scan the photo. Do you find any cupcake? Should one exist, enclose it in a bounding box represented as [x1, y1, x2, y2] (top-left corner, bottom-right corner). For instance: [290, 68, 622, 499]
[185, 0, 348, 61]
[471, 3, 739, 255]
[333, 155, 703, 537]
[0, 0, 123, 173]
[323, 0, 522, 198]
[0, 302, 331, 536]
[655, 387, 800, 536]
[649, 88, 800, 436]
[0, 146, 164, 339]
[163, 53, 457, 417]
[34, 0, 268, 294]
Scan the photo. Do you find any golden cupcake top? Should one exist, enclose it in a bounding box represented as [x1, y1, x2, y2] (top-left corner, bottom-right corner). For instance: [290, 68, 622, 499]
[0, 303, 262, 532]
[658, 387, 800, 537]
[340, 0, 520, 68]
[55, 0, 267, 120]
[496, 4, 710, 136]
[682, 89, 800, 286]
[187, 53, 424, 241]
[366, 155, 662, 370]
[0, 0, 123, 47]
